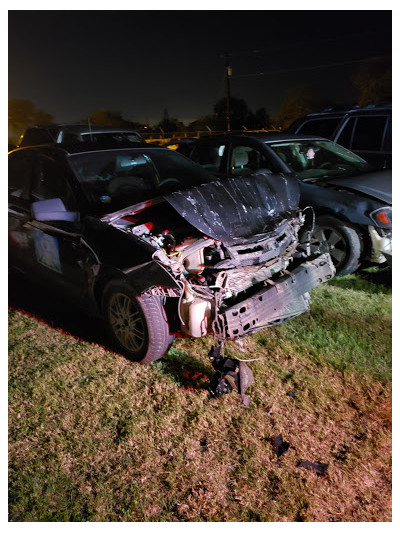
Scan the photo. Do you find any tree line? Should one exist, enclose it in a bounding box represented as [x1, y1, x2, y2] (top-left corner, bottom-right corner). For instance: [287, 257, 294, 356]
[8, 56, 391, 144]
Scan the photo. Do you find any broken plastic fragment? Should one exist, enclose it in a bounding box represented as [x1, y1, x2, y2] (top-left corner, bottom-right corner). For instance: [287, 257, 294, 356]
[273, 433, 290, 458]
[297, 460, 328, 476]
[208, 351, 254, 407]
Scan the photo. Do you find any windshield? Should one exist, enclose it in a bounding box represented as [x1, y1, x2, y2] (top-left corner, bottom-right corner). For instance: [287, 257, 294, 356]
[68, 148, 216, 214]
[79, 132, 143, 144]
[268, 140, 372, 180]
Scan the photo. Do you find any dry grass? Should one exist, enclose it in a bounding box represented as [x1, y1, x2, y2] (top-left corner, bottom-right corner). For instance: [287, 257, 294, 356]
[8, 269, 391, 522]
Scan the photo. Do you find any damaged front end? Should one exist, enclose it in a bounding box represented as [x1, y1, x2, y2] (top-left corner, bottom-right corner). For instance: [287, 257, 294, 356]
[103, 174, 334, 342]
[102, 174, 335, 401]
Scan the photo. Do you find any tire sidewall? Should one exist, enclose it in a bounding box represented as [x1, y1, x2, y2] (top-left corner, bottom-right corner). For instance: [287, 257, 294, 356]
[101, 280, 173, 364]
[102, 280, 149, 362]
[315, 215, 362, 276]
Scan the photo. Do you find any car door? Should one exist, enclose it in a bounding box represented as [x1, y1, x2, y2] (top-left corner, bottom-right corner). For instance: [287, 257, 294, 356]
[13, 151, 91, 303]
[8, 150, 35, 271]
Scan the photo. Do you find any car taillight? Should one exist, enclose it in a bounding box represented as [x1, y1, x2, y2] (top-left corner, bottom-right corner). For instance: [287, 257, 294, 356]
[369, 206, 392, 228]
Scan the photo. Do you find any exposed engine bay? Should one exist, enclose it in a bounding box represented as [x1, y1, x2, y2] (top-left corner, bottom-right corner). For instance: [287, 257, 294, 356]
[103, 195, 335, 343]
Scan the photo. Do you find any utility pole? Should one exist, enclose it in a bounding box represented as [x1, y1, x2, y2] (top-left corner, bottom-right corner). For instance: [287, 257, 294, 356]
[225, 51, 232, 132]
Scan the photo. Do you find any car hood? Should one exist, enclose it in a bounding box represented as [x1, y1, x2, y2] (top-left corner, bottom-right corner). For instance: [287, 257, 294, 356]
[164, 173, 300, 244]
[324, 169, 392, 205]
[102, 173, 300, 245]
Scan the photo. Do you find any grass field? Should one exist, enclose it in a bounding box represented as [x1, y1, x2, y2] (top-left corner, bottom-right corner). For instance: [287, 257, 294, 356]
[8, 269, 392, 522]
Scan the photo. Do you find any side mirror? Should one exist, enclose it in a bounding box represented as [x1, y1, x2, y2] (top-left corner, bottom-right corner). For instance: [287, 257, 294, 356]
[31, 198, 80, 223]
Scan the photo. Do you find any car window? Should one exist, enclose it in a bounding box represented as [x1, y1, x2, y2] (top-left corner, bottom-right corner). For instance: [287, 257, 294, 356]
[269, 140, 371, 180]
[230, 145, 272, 176]
[80, 132, 143, 145]
[190, 143, 225, 173]
[296, 118, 341, 138]
[20, 128, 57, 146]
[336, 117, 355, 148]
[8, 152, 35, 201]
[68, 148, 216, 214]
[351, 116, 387, 151]
[31, 156, 77, 210]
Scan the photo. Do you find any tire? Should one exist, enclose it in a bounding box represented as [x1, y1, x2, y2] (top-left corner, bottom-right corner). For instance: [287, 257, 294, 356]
[312, 215, 363, 276]
[102, 280, 174, 364]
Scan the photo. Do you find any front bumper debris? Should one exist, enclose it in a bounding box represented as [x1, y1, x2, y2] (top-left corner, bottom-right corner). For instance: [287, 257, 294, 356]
[368, 226, 392, 264]
[213, 253, 334, 339]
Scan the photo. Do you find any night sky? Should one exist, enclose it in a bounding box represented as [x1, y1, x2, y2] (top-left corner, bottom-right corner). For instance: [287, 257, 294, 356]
[8, 9, 392, 125]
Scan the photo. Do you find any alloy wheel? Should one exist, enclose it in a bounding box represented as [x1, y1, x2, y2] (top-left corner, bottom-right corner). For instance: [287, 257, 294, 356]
[312, 226, 346, 267]
[107, 292, 146, 352]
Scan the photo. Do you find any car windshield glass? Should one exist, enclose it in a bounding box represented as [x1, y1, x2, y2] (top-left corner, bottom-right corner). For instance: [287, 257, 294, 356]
[80, 132, 142, 144]
[68, 148, 216, 213]
[268, 140, 372, 180]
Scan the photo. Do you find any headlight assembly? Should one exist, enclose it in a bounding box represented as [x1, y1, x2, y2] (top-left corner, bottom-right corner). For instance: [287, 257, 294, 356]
[369, 206, 392, 229]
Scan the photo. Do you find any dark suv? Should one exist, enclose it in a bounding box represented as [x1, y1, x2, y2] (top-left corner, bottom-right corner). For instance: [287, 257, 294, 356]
[287, 105, 392, 169]
[17, 124, 144, 148]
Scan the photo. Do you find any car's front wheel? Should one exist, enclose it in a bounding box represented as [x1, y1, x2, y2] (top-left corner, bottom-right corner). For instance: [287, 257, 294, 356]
[312, 215, 362, 276]
[102, 280, 174, 364]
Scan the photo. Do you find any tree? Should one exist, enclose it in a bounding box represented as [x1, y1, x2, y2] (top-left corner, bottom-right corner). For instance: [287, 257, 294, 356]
[157, 109, 184, 134]
[87, 110, 128, 127]
[187, 115, 216, 132]
[213, 97, 272, 131]
[352, 56, 392, 107]
[271, 86, 323, 130]
[246, 108, 272, 130]
[8, 99, 53, 143]
[213, 96, 250, 131]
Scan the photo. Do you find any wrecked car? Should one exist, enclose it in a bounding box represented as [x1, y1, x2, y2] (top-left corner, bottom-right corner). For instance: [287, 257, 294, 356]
[8, 144, 334, 364]
[185, 133, 392, 276]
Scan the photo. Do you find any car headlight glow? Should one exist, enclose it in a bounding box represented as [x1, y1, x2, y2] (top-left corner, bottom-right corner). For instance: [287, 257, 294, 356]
[369, 206, 392, 228]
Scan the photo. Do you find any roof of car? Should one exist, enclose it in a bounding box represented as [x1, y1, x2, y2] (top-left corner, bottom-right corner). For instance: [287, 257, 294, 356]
[299, 103, 392, 119]
[11, 143, 166, 157]
[26, 124, 142, 134]
[195, 132, 327, 143]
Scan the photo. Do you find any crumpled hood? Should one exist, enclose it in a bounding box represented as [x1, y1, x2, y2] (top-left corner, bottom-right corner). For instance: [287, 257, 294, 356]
[325, 169, 392, 205]
[164, 173, 300, 244]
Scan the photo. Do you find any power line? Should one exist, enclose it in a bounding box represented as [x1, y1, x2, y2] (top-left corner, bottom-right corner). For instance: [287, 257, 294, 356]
[219, 30, 391, 58]
[230, 56, 390, 79]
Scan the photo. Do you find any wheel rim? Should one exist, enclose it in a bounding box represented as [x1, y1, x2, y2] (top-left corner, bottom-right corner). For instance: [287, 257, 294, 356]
[313, 226, 347, 268]
[108, 293, 146, 353]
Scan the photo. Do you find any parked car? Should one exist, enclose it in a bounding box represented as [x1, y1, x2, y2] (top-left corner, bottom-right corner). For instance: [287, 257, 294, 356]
[18, 124, 144, 147]
[286, 104, 392, 169]
[184, 133, 392, 276]
[164, 138, 197, 156]
[9, 143, 334, 364]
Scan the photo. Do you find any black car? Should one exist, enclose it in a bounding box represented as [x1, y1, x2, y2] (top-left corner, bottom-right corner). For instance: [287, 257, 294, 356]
[17, 124, 144, 148]
[9, 143, 334, 365]
[286, 105, 392, 169]
[184, 132, 392, 276]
